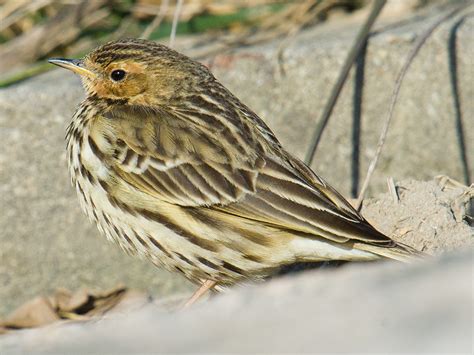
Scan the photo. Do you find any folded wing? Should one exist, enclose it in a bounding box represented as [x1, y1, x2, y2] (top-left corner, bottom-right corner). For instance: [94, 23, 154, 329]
[107, 103, 395, 248]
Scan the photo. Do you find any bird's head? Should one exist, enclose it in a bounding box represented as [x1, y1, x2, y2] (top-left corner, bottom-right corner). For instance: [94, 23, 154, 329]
[49, 38, 211, 106]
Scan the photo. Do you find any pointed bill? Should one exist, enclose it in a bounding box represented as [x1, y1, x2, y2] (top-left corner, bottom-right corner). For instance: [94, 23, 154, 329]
[48, 58, 95, 78]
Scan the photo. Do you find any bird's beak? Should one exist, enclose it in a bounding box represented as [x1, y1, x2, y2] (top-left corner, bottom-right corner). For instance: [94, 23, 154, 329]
[48, 58, 95, 78]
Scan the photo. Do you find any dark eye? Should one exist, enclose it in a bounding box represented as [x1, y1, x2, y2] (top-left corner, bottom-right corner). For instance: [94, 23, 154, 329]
[110, 69, 126, 81]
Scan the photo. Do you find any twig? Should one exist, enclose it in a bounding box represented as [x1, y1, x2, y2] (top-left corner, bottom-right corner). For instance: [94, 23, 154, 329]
[0, 0, 109, 73]
[169, 0, 183, 48]
[448, 14, 472, 186]
[351, 38, 368, 198]
[304, 0, 387, 166]
[141, 0, 169, 40]
[0, 0, 53, 32]
[354, 4, 467, 211]
[387, 177, 399, 203]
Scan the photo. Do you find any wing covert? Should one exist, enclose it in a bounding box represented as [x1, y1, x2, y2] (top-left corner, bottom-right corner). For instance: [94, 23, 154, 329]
[106, 104, 263, 207]
[104, 103, 393, 246]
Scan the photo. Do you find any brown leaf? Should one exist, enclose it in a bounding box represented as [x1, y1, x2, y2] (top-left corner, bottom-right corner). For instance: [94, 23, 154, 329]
[0, 0, 109, 74]
[0, 296, 60, 334]
[0, 285, 148, 334]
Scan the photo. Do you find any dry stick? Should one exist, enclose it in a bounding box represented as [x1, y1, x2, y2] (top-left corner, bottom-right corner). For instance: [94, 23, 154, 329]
[354, 5, 468, 211]
[141, 0, 170, 40]
[304, 0, 386, 166]
[187, 1, 329, 62]
[0, 0, 30, 23]
[0, 0, 53, 32]
[169, 0, 183, 48]
[351, 40, 367, 197]
[387, 177, 399, 203]
[0, 0, 109, 73]
[448, 14, 472, 186]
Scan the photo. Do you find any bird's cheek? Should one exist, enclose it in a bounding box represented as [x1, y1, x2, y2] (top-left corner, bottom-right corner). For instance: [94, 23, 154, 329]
[90, 81, 126, 99]
[118, 78, 150, 103]
[122, 82, 147, 97]
[91, 81, 114, 98]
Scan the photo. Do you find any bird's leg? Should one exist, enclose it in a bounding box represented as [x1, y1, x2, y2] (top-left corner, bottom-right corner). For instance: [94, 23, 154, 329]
[181, 279, 216, 309]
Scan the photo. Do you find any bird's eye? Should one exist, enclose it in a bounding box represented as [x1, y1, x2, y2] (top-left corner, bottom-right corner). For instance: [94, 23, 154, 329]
[110, 69, 126, 82]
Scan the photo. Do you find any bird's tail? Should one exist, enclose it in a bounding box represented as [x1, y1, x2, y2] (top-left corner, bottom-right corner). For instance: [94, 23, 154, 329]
[354, 241, 425, 263]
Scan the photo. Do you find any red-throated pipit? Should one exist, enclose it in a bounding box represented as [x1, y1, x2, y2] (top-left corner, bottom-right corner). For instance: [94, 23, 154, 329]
[49, 39, 420, 306]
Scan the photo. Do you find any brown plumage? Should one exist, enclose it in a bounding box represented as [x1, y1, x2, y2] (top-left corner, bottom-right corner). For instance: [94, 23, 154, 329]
[49, 38, 420, 297]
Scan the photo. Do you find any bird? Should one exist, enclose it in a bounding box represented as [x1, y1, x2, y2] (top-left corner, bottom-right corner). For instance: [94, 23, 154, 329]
[49, 38, 420, 306]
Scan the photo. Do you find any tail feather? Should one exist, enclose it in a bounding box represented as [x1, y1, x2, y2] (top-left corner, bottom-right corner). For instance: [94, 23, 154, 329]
[354, 242, 425, 263]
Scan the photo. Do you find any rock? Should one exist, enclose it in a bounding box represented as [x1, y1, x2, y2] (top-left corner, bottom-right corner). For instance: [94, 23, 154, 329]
[361, 179, 473, 254]
[1, 250, 472, 353]
[205, 4, 473, 196]
[0, 3, 472, 317]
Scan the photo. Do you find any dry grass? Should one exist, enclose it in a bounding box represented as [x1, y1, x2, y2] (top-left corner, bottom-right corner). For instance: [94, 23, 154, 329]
[0, 0, 359, 84]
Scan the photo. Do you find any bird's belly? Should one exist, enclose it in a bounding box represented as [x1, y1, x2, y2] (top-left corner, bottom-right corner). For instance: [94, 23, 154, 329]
[68, 143, 206, 280]
[74, 174, 172, 263]
[69, 160, 257, 284]
[70, 134, 348, 284]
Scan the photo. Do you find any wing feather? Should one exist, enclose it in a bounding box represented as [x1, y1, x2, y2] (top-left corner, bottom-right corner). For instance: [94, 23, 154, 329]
[105, 104, 394, 247]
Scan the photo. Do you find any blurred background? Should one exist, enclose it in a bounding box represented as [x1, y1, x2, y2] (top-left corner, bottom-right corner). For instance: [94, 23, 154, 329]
[0, 0, 437, 84]
[0, 0, 362, 79]
[0, 0, 472, 336]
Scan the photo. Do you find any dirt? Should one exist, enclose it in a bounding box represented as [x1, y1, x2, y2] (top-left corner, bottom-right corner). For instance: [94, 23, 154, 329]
[361, 178, 473, 254]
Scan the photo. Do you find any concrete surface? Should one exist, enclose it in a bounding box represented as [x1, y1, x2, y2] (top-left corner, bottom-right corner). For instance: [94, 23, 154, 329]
[0, 3, 473, 318]
[1, 250, 472, 353]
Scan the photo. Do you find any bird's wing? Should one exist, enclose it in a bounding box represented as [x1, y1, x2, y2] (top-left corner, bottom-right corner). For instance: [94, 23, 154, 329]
[107, 104, 394, 246]
[105, 104, 265, 206]
[220, 152, 394, 245]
